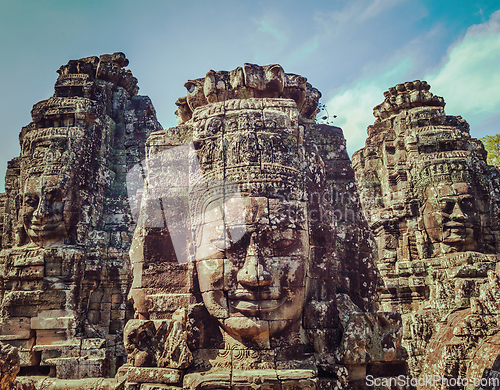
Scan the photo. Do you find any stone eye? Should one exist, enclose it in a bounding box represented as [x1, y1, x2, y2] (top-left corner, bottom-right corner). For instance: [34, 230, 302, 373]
[266, 228, 297, 251]
[440, 200, 455, 214]
[273, 238, 296, 250]
[210, 237, 230, 251]
[185, 82, 195, 94]
[25, 195, 39, 208]
[47, 189, 63, 202]
[460, 198, 474, 212]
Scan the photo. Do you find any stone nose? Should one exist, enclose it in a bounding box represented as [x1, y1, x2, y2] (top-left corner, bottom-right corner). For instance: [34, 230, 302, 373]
[450, 201, 467, 221]
[33, 195, 51, 218]
[237, 233, 272, 288]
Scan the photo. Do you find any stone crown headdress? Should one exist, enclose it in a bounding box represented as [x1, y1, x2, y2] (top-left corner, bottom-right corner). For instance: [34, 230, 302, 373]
[20, 127, 86, 176]
[190, 98, 314, 201]
[414, 159, 486, 200]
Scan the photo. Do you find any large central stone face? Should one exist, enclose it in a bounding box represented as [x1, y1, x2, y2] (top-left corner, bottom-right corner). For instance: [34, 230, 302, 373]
[124, 64, 406, 389]
[186, 98, 314, 344]
[195, 195, 309, 339]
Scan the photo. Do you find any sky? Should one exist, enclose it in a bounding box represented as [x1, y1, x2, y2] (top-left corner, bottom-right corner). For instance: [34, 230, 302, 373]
[0, 0, 499, 192]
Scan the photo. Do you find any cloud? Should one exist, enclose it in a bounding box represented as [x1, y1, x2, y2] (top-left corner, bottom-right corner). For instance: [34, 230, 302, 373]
[288, 37, 319, 65]
[325, 57, 414, 154]
[257, 19, 287, 42]
[313, 0, 408, 37]
[324, 8, 500, 155]
[358, 0, 407, 23]
[426, 10, 500, 132]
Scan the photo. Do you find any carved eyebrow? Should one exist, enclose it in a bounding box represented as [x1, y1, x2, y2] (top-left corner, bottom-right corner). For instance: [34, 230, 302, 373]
[439, 197, 457, 202]
[266, 219, 305, 232]
[24, 193, 39, 200]
[439, 194, 473, 201]
[45, 187, 62, 193]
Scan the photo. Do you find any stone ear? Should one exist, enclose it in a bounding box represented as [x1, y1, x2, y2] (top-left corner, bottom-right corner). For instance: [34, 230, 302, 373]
[417, 213, 425, 230]
[15, 194, 27, 247]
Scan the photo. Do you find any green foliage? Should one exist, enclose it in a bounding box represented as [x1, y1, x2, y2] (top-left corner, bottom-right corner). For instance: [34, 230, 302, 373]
[480, 134, 500, 167]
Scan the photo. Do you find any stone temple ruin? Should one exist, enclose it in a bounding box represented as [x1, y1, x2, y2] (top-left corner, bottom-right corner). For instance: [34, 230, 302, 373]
[0, 53, 161, 386]
[122, 63, 405, 389]
[0, 54, 498, 389]
[353, 81, 500, 385]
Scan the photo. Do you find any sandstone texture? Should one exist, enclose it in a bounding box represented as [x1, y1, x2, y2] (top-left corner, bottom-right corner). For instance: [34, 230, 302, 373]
[353, 80, 500, 386]
[0, 53, 161, 381]
[122, 64, 406, 389]
[0, 341, 20, 389]
[2, 56, 499, 390]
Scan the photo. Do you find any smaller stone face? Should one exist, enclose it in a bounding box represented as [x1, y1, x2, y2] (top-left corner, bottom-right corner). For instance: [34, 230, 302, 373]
[353, 79, 500, 381]
[420, 182, 481, 253]
[195, 196, 308, 339]
[21, 173, 70, 247]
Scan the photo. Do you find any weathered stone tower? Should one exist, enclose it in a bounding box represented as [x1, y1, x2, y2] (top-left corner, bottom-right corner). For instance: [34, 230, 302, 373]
[120, 64, 407, 389]
[0, 53, 161, 381]
[353, 81, 500, 384]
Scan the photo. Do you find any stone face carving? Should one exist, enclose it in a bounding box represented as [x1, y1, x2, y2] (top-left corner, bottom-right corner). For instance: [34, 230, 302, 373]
[21, 173, 68, 247]
[194, 196, 310, 340]
[353, 80, 500, 382]
[123, 66, 406, 389]
[0, 53, 161, 381]
[419, 181, 481, 253]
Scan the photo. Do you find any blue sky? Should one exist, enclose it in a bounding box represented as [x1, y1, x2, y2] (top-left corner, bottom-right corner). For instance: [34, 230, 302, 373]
[1, 0, 499, 192]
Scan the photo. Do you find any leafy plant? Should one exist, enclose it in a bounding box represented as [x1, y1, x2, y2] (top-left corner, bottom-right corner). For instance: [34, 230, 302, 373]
[317, 102, 337, 125]
[480, 134, 500, 167]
